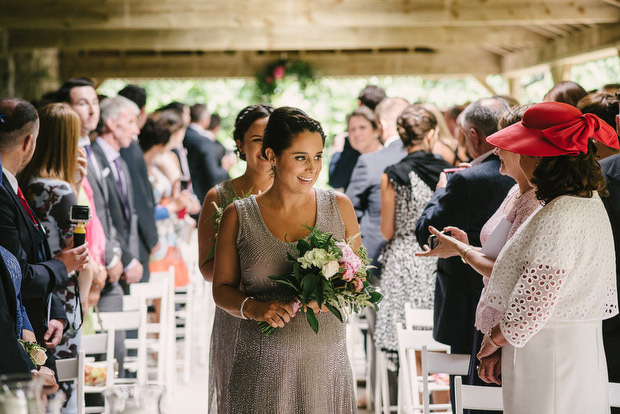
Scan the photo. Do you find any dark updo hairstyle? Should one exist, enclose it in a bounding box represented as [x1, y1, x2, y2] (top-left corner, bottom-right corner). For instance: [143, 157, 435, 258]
[396, 104, 437, 148]
[138, 118, 172, 152]
[261, 107, 326, 159]
[153, 109, 184, 136]
[532, 140, 607, 204]
[347, 106, 379, 131]
[233, 104, 274, 161]
[544, 81, 587, 107]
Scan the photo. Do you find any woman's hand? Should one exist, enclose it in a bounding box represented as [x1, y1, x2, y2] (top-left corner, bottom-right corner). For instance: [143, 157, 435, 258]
[478, 349, 502, 385]
[22, 329, 37, 342]
[244, 299, 297, 328]
[442, 226, 469, 245]
[305, 301, 329, 315]
[415, 226, 467, 259]
[75, 147, 88, 186]
[477, 325, 507, 360]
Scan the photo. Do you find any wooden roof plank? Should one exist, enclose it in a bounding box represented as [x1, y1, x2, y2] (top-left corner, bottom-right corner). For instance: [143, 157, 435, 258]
[8, 26, 549, 52]
[3, 1, 619, 29]
[59, 49, 502, 79]
[502, 22, 620, 75]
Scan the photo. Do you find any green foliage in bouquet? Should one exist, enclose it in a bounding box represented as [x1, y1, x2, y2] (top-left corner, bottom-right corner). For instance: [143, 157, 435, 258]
[261, 226, 382, 335]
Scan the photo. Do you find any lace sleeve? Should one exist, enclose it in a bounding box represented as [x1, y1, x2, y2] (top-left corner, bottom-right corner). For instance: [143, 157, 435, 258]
[499, 262, 567, 347]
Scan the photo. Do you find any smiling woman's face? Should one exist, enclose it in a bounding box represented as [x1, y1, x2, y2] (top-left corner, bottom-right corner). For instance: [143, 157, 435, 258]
[267, 130, 324, 194]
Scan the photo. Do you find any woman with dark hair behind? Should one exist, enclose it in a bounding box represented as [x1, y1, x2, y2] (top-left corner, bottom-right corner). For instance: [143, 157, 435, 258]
[543, 80, 588, 107]
[373, 105, 451, 366]
[472, 102, 619, 413]
[577, 91, 620, 160]
[213, 107, 360, 413]
[197, 103, 274, 414]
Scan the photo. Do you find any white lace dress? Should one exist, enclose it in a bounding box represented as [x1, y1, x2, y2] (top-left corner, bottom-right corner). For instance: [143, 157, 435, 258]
[482, 193, 618, 413]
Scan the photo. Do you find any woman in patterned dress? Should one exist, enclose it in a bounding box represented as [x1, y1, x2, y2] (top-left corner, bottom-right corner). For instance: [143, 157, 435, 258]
[197, 104, 273, 413]
[373, 105, 451, 358]
[213, 107, 360, 413]
[20, 103, 95, 413]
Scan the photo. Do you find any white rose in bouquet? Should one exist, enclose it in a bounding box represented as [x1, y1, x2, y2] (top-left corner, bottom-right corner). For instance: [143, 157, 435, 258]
[321, 260, 340, 279]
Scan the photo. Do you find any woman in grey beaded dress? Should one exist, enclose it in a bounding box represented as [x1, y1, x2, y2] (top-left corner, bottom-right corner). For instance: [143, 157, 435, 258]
[213, 107, 360, 413]
[198, 104, 274, 413]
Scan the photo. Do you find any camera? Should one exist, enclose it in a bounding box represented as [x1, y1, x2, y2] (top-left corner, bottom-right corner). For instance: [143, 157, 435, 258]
[180, 178, 190, 191]
[70, 205, 90, 223]
[427, 230, 451, 250]
[70, 205, 90, 248]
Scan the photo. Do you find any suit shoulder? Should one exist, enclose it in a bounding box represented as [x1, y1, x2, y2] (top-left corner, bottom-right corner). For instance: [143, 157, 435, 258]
[600, 154, 620, 179]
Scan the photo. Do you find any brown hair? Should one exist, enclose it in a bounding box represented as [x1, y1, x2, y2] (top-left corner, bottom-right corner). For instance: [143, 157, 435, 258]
[396, 104, 437, 148]
[532, 141, 607, 204]
[576, 92, 619, 130]
[497, 104, 533, 130]
[19, 103, 79, 190]
[543, 81, 587, 107]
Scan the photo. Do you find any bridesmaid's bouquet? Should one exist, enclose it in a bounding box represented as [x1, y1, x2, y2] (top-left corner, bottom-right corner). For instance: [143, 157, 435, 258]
[259, 226, 382, 335]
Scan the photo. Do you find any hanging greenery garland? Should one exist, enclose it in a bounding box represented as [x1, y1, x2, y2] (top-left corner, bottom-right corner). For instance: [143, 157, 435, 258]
[255, 59, 316, 98]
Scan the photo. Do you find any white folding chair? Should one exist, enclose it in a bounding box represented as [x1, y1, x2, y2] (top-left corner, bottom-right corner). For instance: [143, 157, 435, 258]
[96, 307, 147, 385]
[454, 375, 503, 414]
[404, 303, 434, 330]
[396, 323, 450, 414]
[421, 346, 470, 414]
[56, 350, 86, 414]
[81, 332, 116, 414]
[610, 382, 620, 408]
[134, 267, 176, 394]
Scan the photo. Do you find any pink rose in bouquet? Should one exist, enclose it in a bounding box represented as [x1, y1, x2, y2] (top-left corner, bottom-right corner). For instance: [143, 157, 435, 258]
[351, 277, 364, 292]
[336, 242, 362, 281]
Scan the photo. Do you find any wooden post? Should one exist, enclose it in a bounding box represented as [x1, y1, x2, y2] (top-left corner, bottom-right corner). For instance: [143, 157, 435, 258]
[473, 75, 498, 97]
[507, 76, 521, 104]
[549, 63, 572, 84]
[0, 29, 15, 97]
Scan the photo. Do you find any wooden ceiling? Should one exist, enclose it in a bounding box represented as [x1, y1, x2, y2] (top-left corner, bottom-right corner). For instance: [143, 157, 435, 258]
[2, 0, 620, 79]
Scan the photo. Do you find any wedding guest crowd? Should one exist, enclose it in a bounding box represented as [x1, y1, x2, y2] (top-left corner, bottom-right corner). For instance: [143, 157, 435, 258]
[0, 76, 619, 414]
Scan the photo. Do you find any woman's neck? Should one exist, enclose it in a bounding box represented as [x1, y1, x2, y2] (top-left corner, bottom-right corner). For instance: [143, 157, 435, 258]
[261, 180, 314, 212]
[407, 143, 427, 154]
[515, 176, 532, 195]
[236, 169, 273, 196]
[143, 149, 158, 169]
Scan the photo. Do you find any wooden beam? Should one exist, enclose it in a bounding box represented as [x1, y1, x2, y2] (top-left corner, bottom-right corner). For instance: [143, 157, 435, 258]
[3, 1, 619, 30]
[8, 27, 548, 52]
[502, 23, 620, 76]
[549, 63, 572, 83]
[59, 49, 501, 79]
[507, 76, 521, 103]
[473, 75, 498, 96]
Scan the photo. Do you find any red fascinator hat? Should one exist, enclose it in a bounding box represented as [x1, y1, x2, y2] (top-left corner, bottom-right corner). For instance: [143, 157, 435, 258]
[486, 102, 619, 156]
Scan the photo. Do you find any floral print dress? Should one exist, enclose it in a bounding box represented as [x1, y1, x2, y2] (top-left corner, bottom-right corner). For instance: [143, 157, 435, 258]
[25, 178, 80, 413]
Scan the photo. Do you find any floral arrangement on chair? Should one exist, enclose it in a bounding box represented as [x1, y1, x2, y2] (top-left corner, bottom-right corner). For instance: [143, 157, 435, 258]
[255, 59, 316, 98]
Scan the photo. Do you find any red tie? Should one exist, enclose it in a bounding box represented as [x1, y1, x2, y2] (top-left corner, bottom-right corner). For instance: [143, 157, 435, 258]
[17, 187, 39, 227]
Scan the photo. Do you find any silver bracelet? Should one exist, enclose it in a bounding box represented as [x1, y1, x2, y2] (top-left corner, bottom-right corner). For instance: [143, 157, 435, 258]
[240, 296, 254, 320]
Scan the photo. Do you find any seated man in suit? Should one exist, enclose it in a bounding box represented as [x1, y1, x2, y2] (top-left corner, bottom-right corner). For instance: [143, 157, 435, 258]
[0, 98, 89, 362]
[415, 97, 514, 409]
